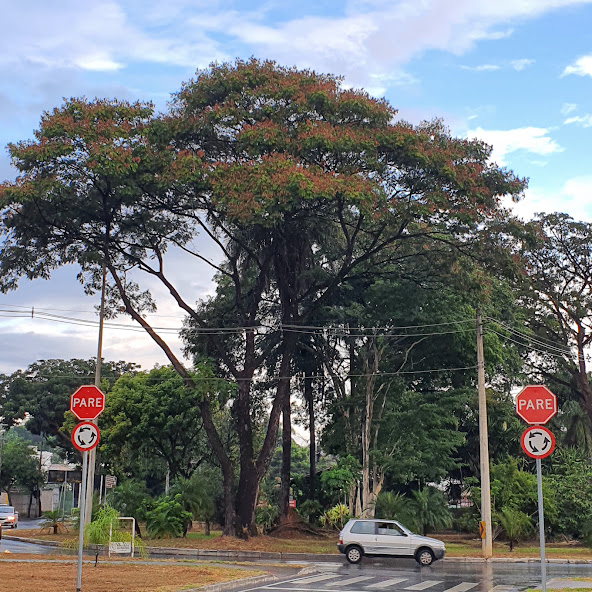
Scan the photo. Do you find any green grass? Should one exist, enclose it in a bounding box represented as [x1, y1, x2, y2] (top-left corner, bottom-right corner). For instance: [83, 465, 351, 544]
[184, 531, 223, 541]
[527, 589, 592, 592]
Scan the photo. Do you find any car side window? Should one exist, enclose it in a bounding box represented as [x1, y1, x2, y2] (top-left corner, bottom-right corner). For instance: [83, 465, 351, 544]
[350, 521, 376, 534]
[377, 522, 404, 536]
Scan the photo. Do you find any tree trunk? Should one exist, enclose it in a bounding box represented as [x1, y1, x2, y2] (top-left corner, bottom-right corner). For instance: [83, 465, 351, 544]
[221, 473, 236, 536]
[281, 391, 292, 517]
[574, 341, 592, 423]
[348, 482, 357, 515]
[355, 485, 362, 517]
[361, 337, 380, 517]
[306, 371, 316, 501]
[205, 518, 211, 536]
[27, 492, 33, 518]
[235, 466, 260, 538]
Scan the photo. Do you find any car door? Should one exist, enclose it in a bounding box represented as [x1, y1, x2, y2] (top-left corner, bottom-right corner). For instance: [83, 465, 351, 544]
[348, 520, 378, 553]
[373, 521, 411, 556]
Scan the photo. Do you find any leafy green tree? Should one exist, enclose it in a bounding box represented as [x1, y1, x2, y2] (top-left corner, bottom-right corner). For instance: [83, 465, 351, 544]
[0, 434, 44, 509]
[546, 447, 592, 538]
[454, 387, 524, 481]
[0, 359, 137, 455]
[319, 273, 526, 516]
[107, 479, 150, 537]
[100, 366, 219, 482]
[520, 214, 592, 426]
[469, 458, 557, 535]
[320, 456, 361, 507]
[0, 60, 525, 536]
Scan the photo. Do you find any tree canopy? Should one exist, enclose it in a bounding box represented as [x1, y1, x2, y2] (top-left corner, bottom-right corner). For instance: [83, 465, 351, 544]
[0, 58, 527, 535]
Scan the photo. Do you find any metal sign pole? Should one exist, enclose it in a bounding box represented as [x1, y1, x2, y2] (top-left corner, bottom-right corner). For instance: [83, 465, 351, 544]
[536, 458, 546, 592]
[76, 451, 88, 592]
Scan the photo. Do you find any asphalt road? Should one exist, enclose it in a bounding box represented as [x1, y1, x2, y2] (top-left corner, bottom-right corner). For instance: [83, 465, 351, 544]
[235, 560, 592, 592]
[0, 537, 56, 554]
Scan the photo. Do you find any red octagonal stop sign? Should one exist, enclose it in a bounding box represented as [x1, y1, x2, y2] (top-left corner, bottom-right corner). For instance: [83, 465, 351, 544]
[70, 385, 105, 421]
[516, 384, 557, 425]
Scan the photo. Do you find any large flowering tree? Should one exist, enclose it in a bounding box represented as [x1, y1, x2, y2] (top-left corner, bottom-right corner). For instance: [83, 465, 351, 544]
[0, 59, 524, 535]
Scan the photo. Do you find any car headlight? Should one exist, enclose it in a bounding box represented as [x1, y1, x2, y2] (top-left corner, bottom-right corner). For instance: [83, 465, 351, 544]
[7, 516, 14, 521]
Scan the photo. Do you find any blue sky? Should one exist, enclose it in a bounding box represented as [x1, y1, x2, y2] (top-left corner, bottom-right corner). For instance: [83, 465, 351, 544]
[1, 0, 592, 372]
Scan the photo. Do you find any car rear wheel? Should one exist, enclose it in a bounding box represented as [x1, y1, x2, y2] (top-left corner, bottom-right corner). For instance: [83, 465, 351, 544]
[346, 545, 363, 564]
[416, 547, 434, 566]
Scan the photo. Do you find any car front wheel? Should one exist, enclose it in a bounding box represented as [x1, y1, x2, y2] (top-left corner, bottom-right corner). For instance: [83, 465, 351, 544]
[346, 545, 363, 564]
[416, 547, 434, 566]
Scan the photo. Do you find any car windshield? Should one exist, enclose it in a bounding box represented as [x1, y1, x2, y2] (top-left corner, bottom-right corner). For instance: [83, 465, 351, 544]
[0, 506, 15, 513]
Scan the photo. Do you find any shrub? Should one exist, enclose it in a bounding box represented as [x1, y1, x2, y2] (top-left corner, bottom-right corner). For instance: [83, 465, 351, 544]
[320, 503, 351, 529]
[145, 495, 192, 539]
[255, 504, 279, 534]
[375, 491, 411, 523]
[39, 510, 68, 535]
[406, 487, 452, 535]
[498, 506, 533, 551]
[298, 499, 322, 524]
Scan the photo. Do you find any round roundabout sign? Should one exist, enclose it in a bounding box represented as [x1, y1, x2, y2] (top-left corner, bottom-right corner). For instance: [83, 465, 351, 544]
[71, 422, 100, 452]
[520, 425, 555, 459]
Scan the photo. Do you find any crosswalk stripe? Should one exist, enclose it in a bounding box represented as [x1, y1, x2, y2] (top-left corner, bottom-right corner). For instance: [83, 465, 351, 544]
[326, 576, 375, 587]
[367, 578, 409, 588]
[489, 587, 515, 592]
[443, 584, 478, 592]
[404, 581, 443, 590]
[296, 574, 340, 584]
[264, 587, 373, 592]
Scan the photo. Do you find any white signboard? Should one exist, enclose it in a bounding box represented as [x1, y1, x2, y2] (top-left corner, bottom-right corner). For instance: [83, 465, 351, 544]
[109, 542, 131, 554]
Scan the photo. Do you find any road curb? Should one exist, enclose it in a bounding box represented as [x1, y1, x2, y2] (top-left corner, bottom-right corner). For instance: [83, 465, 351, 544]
[6, 536, 592, 564]
[179, 574, 278, 592]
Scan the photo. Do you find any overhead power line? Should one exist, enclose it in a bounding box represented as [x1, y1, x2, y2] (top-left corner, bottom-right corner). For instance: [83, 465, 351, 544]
[486, 328, 573, 360]
[0, 307, 478, 337]
[485, 317, 573, 356]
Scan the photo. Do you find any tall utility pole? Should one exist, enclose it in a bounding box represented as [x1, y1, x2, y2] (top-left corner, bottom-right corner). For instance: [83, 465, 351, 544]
[85, 264, 107, 525]
[476, 311, 493, 557]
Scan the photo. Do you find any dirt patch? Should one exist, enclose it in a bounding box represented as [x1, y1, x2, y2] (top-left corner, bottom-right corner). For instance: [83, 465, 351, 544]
[0, 561, 261, 592]
[268, 509, 330, 539]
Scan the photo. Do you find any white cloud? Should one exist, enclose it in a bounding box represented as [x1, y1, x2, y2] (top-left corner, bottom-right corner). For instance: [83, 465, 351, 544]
[2, 0, 591, 98]
[466, 126, 563, 166]
[564, 114, 592, 127]
[561, 103, 578, 115]
[563, 54, 592, 77]
[461, 64, 501, 71]
[511, 58, 535, 71]
[74, 55, 124, 72]
[509, 177, 592, 221]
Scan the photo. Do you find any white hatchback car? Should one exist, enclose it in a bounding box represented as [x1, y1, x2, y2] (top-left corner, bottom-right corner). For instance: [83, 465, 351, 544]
[338, 518, 445, 566]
